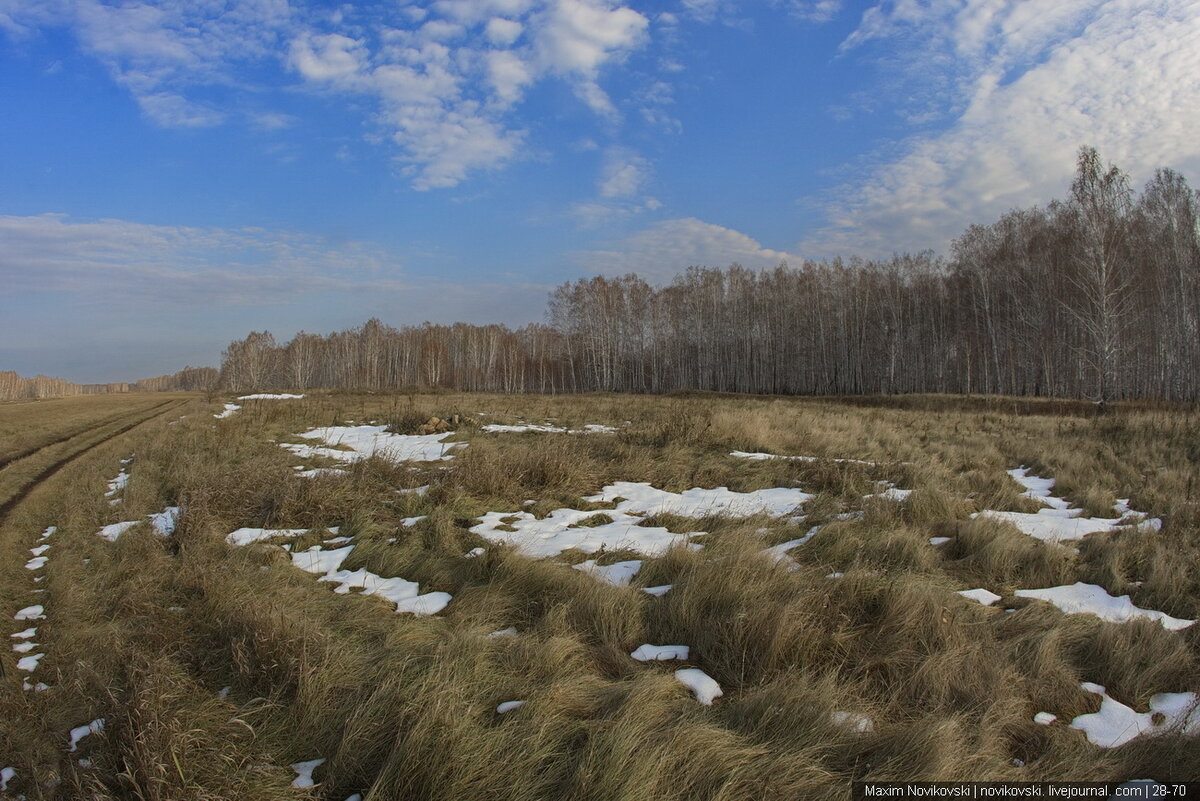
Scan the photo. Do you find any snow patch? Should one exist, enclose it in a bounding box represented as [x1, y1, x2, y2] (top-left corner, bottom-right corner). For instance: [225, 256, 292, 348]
[731, 451, 882, 466]
[291, 758, 325, 788]
[973, 467, 1161, 543]
[958, 588, 1002, 606]
[1034, 712, 1057, 725]
[482, 423, 617, 434]
[16, 653, 43, 671]
[238, 393, 305, 399]
[574, 559, 643, 586]
[295, 467, 349, 479]
[496, 700, 525, 713]
[586, 482, 811, 518]
[1071, 683, 1199, 747]
[641, 584, 673, 597]
[227, 527, 337, 546]
[675, 668, 722, 705]
[1015, 583, 1195, 630]
[0, 767, 13, 792]
[631, 644, 689, 661]
[98, 506, 179, 541]
[14, 605, 45, 621]
[68, 719, 104, 752]
[214, 403, 240, 419]
[282, 425, 461, 463]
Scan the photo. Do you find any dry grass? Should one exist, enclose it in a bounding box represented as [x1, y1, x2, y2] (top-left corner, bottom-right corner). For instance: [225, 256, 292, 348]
[1, 391, 1197, 799]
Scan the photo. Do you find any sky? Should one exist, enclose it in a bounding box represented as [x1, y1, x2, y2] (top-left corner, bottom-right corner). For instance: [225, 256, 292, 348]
[2, 0, 1199, 382]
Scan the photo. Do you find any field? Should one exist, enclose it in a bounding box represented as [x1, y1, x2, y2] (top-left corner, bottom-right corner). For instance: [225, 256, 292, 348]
[1, 391, 1198, 799]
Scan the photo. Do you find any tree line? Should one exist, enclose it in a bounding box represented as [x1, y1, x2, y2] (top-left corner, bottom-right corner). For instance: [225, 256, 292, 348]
[213, 148, 1199, 402]
[9, 147, 1196, 402]
[0, 367, 217, 401]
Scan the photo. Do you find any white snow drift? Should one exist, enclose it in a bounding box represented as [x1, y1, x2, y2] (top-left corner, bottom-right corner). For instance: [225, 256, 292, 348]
[472, 483, 811, 559]
[974, 468, 1160, 544]
[281, 425, 462, 464]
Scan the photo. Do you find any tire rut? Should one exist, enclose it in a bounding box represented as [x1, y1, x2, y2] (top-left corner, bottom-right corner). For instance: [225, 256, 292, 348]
[0, 400, 187, 524]
[0, 400, 173, 472]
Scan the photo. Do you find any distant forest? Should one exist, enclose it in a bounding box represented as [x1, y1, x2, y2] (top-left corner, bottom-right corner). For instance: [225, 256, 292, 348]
[8, 147, 1199, 403]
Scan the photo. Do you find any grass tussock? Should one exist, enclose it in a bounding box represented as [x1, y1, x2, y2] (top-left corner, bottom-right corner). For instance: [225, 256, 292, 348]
[2, 390, 1198, 799]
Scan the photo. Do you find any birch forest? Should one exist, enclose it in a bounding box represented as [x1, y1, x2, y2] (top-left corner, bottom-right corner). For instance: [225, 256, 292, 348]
[211, 150, 1200, 402]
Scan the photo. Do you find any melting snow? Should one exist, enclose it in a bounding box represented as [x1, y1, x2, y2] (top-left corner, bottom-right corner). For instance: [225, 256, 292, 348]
[471, 507, 697, 559]
[958, 588, 1002, 606]
[238, 393, 305, 399]
[292, 545, 355, 575]
[475, 483, 810, 560]
[1015, 583, 1195, 630]
[631, 644, 689, 661]
[68, 719, 104, 751]
[487, 627, 518, 638]
[25, 556, 47, 571]
[98, 521, 139, 542]
[641, 585, 672, 597]
[11, 627, 37, 639]
[291, 758, 325, 788]
[288, 544, 450, 615]
[16, 653, 43, 671]
[296, 467, 349, 479]
[214, 403, 240, 419]
[15, 605, 45, 621]
[1034, 712, 1057, 725]
[98, 506, 179, 541]
[149, 507, 180, 536]
[974, 467, 1161, 543]
[831, 711, 874, 733]
[929, 536, 951, 546]
[482, 423, 617, 434]
[12, 641, 38, 653]
[30, 544, 49, 557]
[573, 559, 643, 586]
[675, 668, 722, 705]
[395, 592, 451, 615]
[496, 700, 526, 713]
[0, 767, 12, 792]
[865, 486, 912, 502]
[227, 527, 337, 546]
[105, 467, 129, 503]
[1070, 683, 1199, 748]
[585, 482, 811, 518]
[282, 425, 462, 463]
[730, 451, 882, 466]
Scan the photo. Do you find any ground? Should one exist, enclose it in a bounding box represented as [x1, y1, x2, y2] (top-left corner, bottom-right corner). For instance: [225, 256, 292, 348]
[1, 391, 1198, 800]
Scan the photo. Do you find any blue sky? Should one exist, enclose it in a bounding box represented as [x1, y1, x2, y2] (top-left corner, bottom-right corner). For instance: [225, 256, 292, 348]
[2, 0, 1199, 382]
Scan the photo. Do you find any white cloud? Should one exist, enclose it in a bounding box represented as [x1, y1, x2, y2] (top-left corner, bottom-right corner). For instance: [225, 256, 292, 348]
[576, 217, 801, 280]
[289, 32, 368, 82]
[3, 0, 294, 128]
[780, 0, 842, 23]
[598, 148, 647, 197]
[136, 92, 225, 127]
[485, 17, 524, 45]
[486, 49, 534, 104]
[280, 0, 651, 188]
[532, 0, 649, 118]
[0, 213, 395, 304]
[5, 0, 659, 189]
[393, 103, 526, 189]
[803, 0, 1200, 258]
